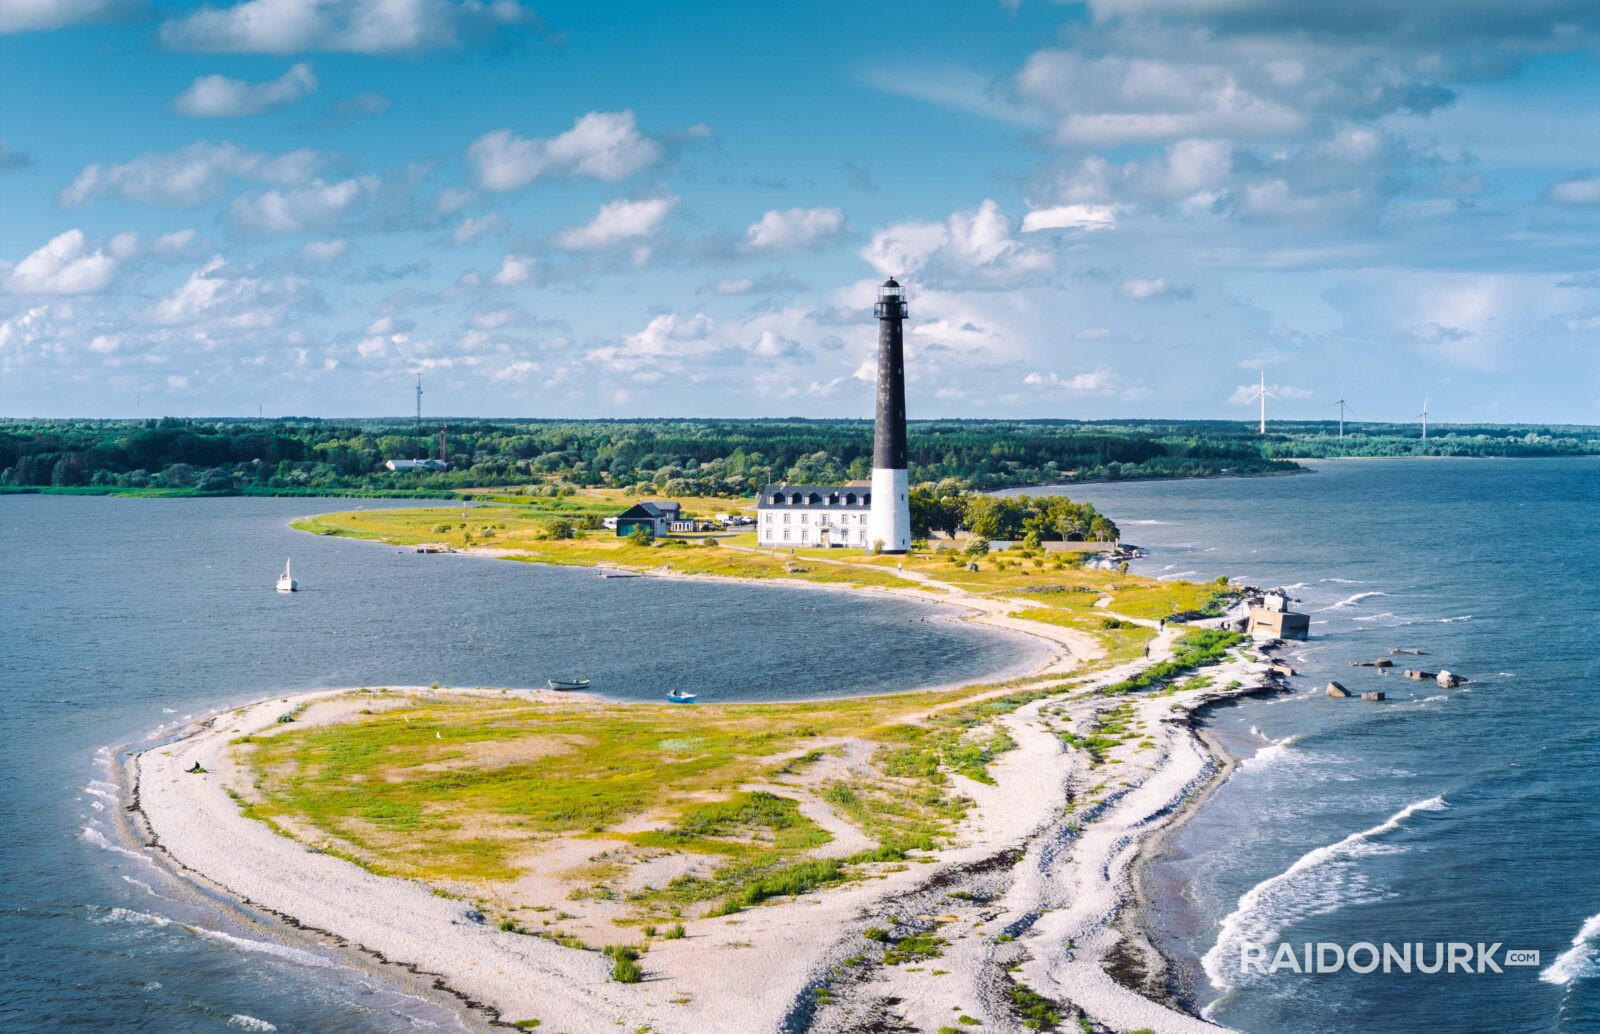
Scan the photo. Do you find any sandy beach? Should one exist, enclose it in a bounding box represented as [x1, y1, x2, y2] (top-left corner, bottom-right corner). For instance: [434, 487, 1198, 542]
[119, 543, 1284, 1033]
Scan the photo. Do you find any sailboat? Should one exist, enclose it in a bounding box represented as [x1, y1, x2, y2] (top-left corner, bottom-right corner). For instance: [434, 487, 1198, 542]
[276, 558, 299, 593]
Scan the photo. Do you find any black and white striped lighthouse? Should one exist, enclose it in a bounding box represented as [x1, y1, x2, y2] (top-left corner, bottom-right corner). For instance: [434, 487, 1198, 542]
[867, 278, 911, 553]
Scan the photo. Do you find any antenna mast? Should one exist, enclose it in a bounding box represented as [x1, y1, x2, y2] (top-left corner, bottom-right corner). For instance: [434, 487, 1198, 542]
[415, 375, 423, 432]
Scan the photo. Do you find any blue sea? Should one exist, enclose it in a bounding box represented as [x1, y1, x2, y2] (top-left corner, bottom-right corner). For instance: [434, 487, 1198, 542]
[1046, 457, 1600, 1033]
[0, 495, 1042, 1033]
[4, 459, 1598, 1033]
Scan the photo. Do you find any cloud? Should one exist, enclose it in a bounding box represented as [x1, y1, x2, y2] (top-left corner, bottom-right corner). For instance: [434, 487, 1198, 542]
[322, 91, 391, 124]
[861, 199, 1054, 289]
[451, 213, 506, 244]
[160, 0, 532, 54]
[0, 139, 33, 171]
[227, 176, 376, 233]
[0, 0, 140, 34]
[743, 207, 847, 251]
[174, 62, 317, 117]
[1023, 367, 1144, 398]
[61, 142, 320, 207]
[1118, 276, 1192, 300]
[489, 254, 537, 286]
[297, 238, 349, 263]
[5, 229, 122, 294]
[149, 255, 313, 328]
[702, 271, 809, 296]
[1228, 381, 1312, 405]
[555, 194, 678, 250]
[750, 329, 806, 359]
[1545, 175, 1600, 206]
[1020, 203, 1121, 232]
[467, 111, 665, 192]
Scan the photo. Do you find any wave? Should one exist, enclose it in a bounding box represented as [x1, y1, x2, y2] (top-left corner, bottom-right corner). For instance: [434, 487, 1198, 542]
[1159, 570, 1200, 581]
[1124, 519, 1168, 525]
[1242, 735, 1300, 771]
[1322, 591, 1389, 611]
[1541, 912, 1600, 985]
[186, 926, 339, 970]
[1322, 577, 1365, 585]
[1201, 794, 1447, 997]
[1439, 615, 1473, 623]
[1350, 612, 1401, 623]
[81, 824, 153, 865]
[119, 875, 158, 896]
[228, 1016, 278, 1032]
[97, 907, 173, 928]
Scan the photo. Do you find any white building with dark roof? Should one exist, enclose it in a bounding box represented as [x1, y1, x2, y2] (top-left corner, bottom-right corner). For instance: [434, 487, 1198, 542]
[756, 484, 873, 548]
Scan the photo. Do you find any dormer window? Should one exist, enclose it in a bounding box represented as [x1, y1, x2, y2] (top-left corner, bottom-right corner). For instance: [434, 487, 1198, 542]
[845, 493, 856, 505]
[789, 492, 801, 504]
[864, 493, 872, 505]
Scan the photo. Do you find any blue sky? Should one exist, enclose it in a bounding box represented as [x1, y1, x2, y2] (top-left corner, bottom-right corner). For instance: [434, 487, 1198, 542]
[3, 0, 1599, 422]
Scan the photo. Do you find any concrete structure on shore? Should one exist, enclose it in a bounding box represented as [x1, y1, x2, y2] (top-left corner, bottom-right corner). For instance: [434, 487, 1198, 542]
[1247, 591, 1310, 640]
[758, 278, 912, 552]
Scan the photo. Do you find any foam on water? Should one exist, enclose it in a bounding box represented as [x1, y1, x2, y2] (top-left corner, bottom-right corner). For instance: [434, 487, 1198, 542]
[186, 926, 340, 970]
[1241, 735, 1300, 771]
[1201, 795, 1448, 1000]
[227, 1015, 278, 1032]
[81, 823, 154, 865]
[98, 907, 173, 928]
[1321, 591, 1389, 611]
[1541, 912, 1600, 985]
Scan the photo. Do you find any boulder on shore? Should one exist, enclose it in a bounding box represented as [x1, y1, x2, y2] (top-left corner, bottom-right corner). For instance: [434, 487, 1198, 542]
[1361, 691, 1386, 701]
[1326, 681, 1351, 698]
[1270, 662, 1296, 677]
[1437, 670, 1469, 688]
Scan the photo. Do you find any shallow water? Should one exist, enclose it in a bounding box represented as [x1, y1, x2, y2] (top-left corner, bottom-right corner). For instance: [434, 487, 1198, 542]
[1027, 458, 1600, 1033]
[0, 495, 1043, 1032]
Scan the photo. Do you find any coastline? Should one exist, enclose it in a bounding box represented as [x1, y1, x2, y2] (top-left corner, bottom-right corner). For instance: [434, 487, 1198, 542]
[117, 525, 1283, 1033]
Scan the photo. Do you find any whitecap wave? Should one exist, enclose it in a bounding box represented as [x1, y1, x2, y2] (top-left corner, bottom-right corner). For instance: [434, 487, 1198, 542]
[1541, 912, 1600, 985]
[1322, 577, 1364, 585]
[187, 926, 338, 970]
[1201, 794, 1447, 996]
[119, 875, 158, 896]
[98, 907, 173, 928]
[81, 824, 153, 865]
[1322, 591, 1389, 611]
[1350, 612, 1401, 623]
[1242, 735, 1300, 770]
[1439, 615, 1473, 623]
[228, 1015, 278, 1032]
[1124, 519, 1168, 525]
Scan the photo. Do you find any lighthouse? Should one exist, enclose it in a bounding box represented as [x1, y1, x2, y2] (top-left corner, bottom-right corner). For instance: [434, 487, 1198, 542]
[867, 278, 911, 553]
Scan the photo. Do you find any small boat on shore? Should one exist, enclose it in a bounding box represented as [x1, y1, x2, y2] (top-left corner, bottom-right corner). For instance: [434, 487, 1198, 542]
[666, 689, 696, 704]
[275, 558, 298, 593]
[547, 678, 591, 691]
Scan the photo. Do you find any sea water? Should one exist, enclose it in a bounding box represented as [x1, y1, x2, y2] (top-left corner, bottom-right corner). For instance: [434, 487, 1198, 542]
[0, 495, 1044, 1032]
[1035, 457, 1600, 1032]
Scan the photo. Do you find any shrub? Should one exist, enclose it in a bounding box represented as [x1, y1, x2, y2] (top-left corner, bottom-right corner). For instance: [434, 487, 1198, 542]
[663, 923, 686, 940]
[605, 945, 644, 983]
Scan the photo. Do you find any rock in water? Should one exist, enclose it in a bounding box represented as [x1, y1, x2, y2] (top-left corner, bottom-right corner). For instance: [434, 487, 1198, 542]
[1374, 658, 1394, 668]
[1326, 681, 1351, 698]
[1362, 691, 1386, 701]
[1404, 669, 1435, 680]
[1437, 670, 1468, 688]
[1270, 662, 1296, 677]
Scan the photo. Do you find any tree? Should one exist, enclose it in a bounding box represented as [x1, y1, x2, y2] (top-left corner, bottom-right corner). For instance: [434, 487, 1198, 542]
[627, 525, 653, 546]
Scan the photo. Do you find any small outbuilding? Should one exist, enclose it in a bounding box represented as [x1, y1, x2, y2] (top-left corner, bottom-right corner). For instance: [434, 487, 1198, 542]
[1247, 607, 1310, 640]
[614, 500, 681, 539]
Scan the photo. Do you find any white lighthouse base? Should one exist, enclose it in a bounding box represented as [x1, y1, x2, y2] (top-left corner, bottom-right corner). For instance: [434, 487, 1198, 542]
[868, 467, 911, 553]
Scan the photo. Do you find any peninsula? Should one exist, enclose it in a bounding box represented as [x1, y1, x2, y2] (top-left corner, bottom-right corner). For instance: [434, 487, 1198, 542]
[124, 495, 1285, 1034]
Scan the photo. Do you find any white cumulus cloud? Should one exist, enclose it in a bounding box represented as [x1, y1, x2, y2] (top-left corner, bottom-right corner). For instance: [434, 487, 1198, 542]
[744, 207, 846, 251]
[0, 0, 139, 34]
[467, 111, 664, 192]
[5, 229, 121, 294]
[61, 142, 320, 207]
[227, 177, 375, 233]
[555, 195, 678, 251]
[174, 62, 317, 117]
[861, 199, 1054, 289]
[160, 0, 531, 54]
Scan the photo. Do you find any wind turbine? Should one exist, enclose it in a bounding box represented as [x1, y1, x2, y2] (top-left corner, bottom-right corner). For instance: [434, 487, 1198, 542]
[1325, 383, 1356, 438]
[1417, 395, 1430, 441]
[1245, 371, 1278, 435]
